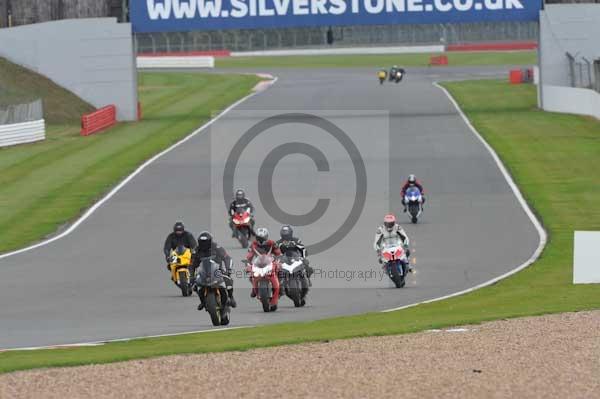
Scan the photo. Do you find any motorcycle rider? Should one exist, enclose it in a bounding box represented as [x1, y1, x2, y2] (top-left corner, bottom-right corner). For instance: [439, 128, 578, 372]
[163, 221, 197, 271]
[245, 227, 282, 298]
[400, 174, 426, 213]
[374, 214, 412, 271]
[276, 225, 314, 282]
[228, 188, 255, 237]
[194, 231, 236, 310]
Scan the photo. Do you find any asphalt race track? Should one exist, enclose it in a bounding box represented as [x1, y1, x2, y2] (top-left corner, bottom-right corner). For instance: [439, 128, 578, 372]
[0, 66, 541, 349]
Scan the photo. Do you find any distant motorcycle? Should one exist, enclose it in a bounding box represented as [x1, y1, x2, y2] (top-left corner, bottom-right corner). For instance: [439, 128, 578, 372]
[195, 257, 231, 326]
[247, 254, 280, 312]
[394, 68, 405, 83]
[280, 246, 309, 307]
[380, 237, 410, 288]
[232, 208, 253, 248]
[404, 186, 423, 224]
[168, 246, 193, 297]
[378, 70, 387, 84]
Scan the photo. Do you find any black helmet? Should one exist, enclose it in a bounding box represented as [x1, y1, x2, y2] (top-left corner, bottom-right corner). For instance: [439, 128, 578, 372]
[408, 174, 416, 184]
[235, 189, 246, 202]
[173, 221, 185, 235]
[280, 225, 293, 241]
[197, 231, 212, 253]
[255, 227, 269, 244]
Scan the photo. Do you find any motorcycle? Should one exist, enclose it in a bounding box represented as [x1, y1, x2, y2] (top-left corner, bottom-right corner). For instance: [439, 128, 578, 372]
[195, 257, 231, 326]
[280, 246, 309, 307]
[404, 186, 423, 224]
[389, 68, 398, 81]
[380, 237, 410, 288]
[168, 246, 193, 297]
[378, 70, 387, 84]
[232, 208, 253, 248]
[394, 68, 405, 83]
[247, 254, 280, 312]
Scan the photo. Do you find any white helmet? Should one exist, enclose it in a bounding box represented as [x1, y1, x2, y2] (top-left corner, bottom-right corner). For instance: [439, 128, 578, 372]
[255, 227, 269, 243]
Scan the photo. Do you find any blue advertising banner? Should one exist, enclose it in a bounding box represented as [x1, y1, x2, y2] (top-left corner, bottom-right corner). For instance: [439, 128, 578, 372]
[131, 0, 542, 33]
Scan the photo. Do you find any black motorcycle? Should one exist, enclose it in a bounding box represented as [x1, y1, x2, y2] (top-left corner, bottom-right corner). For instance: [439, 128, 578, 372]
[195, 257, 231, 326]
[280, 247, 310, 307]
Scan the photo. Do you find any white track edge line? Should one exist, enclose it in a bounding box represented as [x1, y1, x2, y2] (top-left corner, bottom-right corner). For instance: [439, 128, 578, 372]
[381, 81, 547, 313]
[0, 75, 278, 261]
[0, 326, 254, 352]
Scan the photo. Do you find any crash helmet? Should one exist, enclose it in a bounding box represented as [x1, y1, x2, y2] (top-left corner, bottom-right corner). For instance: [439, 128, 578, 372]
[383, 214, 396, 231]
[280, 225, 293, 241]
[408, 174, 416, 184]
[255, 227, 269, 244]
[197, 231, 213, 253]
[173, 221, 185, 235]
[235, 188, 246, 202]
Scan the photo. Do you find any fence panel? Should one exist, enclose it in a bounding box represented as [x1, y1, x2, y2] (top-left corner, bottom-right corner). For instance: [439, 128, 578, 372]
[0, 99, 43, 125]
[135, 21, 539, 54]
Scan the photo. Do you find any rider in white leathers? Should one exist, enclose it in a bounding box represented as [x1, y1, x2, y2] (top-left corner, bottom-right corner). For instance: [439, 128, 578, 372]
[373, 214, 412, 270]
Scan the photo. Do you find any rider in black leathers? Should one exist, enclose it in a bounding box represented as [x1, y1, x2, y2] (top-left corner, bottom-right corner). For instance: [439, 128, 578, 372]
[276, 225, 314, 282]
[193, 231, 237, 310]
[228, 188, 255, 237]
[163, 221, 197, 270]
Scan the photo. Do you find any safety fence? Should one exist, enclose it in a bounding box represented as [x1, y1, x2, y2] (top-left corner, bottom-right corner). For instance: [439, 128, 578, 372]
[566, 52, 600, 93]
[134, 21, 538, 54]
[0, 98, 43, 125]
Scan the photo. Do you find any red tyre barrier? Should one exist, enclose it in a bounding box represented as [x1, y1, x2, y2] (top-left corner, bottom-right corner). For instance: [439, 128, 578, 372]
[137, 50, 230, 57]
[509, 69, 523, 84]
[81, 105, 116, 136]
[430, 55, 449, 66]
[447, 42, 538, 52]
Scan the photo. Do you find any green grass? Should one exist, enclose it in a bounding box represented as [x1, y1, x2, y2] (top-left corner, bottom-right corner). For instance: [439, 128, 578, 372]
[0, 71, 261, 254]
[216, 50, 537, 69]
[2, 78, 598, 374]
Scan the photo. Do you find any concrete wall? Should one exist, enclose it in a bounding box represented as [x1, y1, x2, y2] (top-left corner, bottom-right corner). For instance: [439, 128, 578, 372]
[539, 4, 600, 118]
[0, 18, 138, 121]
[5, 0, 114, 26]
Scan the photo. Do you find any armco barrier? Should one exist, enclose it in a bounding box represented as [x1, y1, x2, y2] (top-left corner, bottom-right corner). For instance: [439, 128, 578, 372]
[0, 119, 46, 147]
[136, 56, 215, 68]
[137, 50, 230, 57]
[230, 45, 444, 57]
[81, 105, 116, 136]
[430, 55, 449, 66]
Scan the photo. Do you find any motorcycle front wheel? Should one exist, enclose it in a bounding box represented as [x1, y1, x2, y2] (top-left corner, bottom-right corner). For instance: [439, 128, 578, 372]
[205, 291, 222, 326]
[258, 281, 271, 312]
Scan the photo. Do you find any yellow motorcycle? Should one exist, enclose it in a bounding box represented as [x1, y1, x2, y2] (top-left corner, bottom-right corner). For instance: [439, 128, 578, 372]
[378, 70, 387, 85]
[168, 246, 193, 297]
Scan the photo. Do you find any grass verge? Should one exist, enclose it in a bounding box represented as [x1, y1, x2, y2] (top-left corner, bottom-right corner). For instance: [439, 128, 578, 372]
[216, 50, 537, 69]
[0, 57, 94, 123]
[1, 78, 598, 374]
[0, 71, 261, 254]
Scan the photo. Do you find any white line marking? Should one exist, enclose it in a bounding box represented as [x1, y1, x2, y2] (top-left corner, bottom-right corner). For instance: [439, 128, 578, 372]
[1, 326, 254, 352]
[381, 82, 547, 313]
[0, 75, 277, 261]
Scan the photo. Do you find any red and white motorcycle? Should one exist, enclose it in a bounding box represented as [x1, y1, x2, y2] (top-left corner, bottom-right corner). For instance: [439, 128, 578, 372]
[246, 254, 281, 312]
[380, 237, 409, 288]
